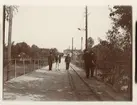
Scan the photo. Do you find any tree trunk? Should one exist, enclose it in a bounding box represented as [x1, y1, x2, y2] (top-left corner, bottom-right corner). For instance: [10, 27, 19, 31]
[3, 5, 6, 82]
[7, 6, 13, 81]
[3, 5, 5, 59]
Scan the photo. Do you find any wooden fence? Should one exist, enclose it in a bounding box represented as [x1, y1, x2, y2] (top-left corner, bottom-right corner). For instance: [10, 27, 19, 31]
[3, 58, 48, 82]
[72, 59, 132, 94]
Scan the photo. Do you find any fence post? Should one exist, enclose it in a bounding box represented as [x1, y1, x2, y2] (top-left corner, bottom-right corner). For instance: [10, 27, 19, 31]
[30, 59, 31, 72]
[6, 60, 10, 81]
[34, 60, 35, 70]
[95, 67, 97, 77]
[14, 59, 16, 78]
[38, 59, 40, 69]
[23, 59, 25, 74]
[39, 59, 41, 69]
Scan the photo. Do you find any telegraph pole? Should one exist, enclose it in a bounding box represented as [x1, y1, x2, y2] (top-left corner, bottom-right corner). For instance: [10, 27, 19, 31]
[77, 6, 88, 50]
[72, 37, 73, 59]
[85, 6, 88, 50]
[81, 37, 83, 51]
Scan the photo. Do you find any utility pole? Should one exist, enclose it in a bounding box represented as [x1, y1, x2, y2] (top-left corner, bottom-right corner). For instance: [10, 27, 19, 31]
[81, 37, 83, 51]
[7, 6, 13, 81]
[78, 6, 88, 50]
[85, 6, 88, 50]
[72, 37, 73, 60]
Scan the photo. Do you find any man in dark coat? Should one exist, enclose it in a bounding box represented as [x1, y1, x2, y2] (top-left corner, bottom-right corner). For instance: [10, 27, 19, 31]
[89, 50, 96, 77]
[83, 49, 96, 78]
[65, 54, 71, 70]
[48, 52, 54, 70]
[59, 54, 62, 63]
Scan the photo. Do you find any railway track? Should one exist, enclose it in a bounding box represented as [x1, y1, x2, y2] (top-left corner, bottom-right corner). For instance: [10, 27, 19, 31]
[67, 68, 80, 100]
[67, 65, 116, 101]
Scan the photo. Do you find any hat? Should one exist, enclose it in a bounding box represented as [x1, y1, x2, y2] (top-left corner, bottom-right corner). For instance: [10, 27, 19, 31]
[83, 49, 87, 53]
[49, 51, 52, 54]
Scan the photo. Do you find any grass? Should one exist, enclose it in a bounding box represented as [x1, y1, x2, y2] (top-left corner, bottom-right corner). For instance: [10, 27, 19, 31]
[3, 60, 48, 82]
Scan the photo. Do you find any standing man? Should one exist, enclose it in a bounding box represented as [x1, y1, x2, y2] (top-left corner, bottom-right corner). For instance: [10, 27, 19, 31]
[55, 54, 59, 70]
[48, 52, 54, 70]
[65, 54, 71, 70]
[59, 54, 62, 64]
[89, 50, 96, 77]
[58, 54, 62, 70]
[83, 49, 96, 78]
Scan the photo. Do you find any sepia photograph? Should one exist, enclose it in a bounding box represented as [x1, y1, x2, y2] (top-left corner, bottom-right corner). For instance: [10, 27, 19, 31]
[2, 5, 132, 101]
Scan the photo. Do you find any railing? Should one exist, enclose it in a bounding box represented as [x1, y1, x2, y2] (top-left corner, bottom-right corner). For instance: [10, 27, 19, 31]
[3, 58, 48, 82]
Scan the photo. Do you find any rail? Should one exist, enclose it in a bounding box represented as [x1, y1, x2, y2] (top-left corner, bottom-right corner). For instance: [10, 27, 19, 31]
[69, 65, 103, 101]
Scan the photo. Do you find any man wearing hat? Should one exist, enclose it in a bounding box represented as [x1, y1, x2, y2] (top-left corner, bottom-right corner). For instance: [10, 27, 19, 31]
[65, 54, 71, 70]
[48, 51, 54, 70]
[83, 48, 96, 78]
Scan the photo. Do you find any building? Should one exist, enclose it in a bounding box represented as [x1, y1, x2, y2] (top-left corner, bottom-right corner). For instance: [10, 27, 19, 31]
[63, 49, 72, 57]
[63, 48, 82, 59]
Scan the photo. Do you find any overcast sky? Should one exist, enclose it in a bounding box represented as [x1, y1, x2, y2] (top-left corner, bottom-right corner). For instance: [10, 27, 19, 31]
[3, 6, 113, 52]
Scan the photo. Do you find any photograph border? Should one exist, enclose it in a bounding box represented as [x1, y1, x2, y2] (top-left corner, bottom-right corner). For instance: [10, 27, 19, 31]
[0, 0, 136, 105]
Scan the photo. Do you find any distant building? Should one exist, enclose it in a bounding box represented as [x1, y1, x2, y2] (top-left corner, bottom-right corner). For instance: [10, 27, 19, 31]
[63, 49, 82, 59]
[63, 49, 72, 56]
[40, 48, 50, 53]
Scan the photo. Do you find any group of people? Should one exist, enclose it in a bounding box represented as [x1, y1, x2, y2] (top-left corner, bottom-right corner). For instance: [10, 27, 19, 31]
[83, 49, 96, 78]
[47, 48, 96, 79]
[48, 52, 71, 71]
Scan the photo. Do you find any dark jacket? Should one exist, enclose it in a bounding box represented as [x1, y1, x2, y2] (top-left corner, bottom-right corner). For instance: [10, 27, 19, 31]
[59, 55, 61, 63]
[65, 56, 71, 63]
[48, 54, 54, 64]
[83, 51, 96, 67]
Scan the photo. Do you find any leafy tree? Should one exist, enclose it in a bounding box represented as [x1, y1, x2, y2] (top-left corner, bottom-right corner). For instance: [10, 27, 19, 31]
[5, 5, 18, 21]
[4, 5, 19, 69]
[107, 6, 132, 66]
[109, 6, 132, 34]
[108, 6, 132, 51]
[39, 48, 50, 58]
[51, 48, 58, 56]
[12, 42, 31, 58]
[31, 44, 40, 59]
[106, 6, 132, 94]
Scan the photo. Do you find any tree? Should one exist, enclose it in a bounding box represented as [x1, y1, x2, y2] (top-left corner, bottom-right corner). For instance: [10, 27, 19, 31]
[5, 5, 18, 60]
[10, 42, 31, 59]
[51, 48, 58, 56]
[109, 6, 132, 34]
[108, 6, 132, 63]
[108, 6, 132, 50]
[107, 6, 132, 97]
[5, 5, 18, 21]
[3, 6, 6, 60]
[31, 44, 40, 59]
[5, 5, 18, 81]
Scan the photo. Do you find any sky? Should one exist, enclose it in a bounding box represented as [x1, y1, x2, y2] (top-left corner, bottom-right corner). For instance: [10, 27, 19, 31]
[4, 6, 112, 52]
